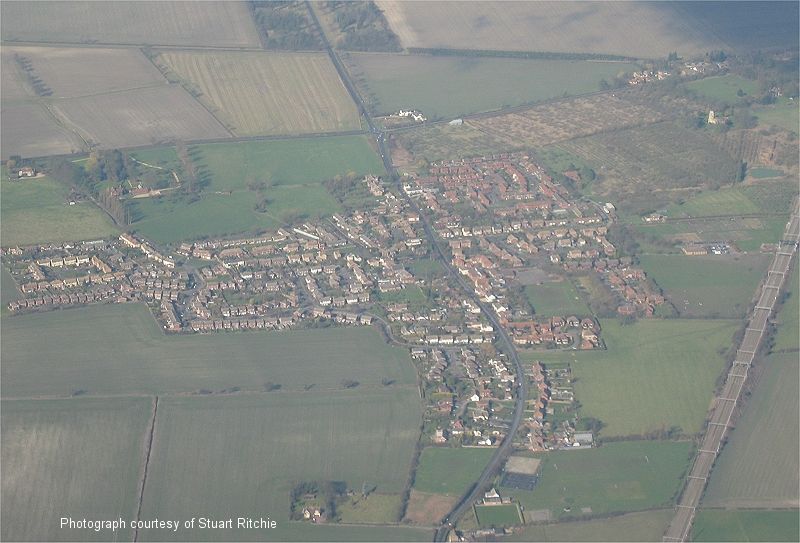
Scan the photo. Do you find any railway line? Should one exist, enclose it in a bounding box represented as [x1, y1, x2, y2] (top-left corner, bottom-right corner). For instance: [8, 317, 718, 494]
[663, 198, 799, 542]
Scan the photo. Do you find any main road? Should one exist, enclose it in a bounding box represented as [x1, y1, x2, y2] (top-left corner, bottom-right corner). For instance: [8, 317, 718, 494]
[305, 4, 530, 539]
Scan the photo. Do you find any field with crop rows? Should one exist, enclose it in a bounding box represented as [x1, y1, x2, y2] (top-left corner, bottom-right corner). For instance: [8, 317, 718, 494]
[692, 510, 800, 542]
[1, 397, 152, 542]
[157, 51, 360, 136]
[1, 103, 85, 159]
[0, 1, 260, 47]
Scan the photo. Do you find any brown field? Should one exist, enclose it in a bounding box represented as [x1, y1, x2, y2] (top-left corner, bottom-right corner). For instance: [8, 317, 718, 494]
[377, 1, 796, 58]
[1, 103, 85, 159]
[0, 1, 260, 47]
[404, 490, 457, 526]
[394, 92, 666, 163]
[52, 85, 231, 149]
[0, 51, 32, 102]
[156, 51, 360, 136]
[4, 46, 166, 99]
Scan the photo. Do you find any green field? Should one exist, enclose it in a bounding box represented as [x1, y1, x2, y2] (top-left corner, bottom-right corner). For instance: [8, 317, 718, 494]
[749, 167, 785, 179]
[413, 447, 495, 496]
[692, 510, 800, 542]
[703, 353, 799, 508]
[684, 75, 759, 104]
[349, 53, 635, 119]
[139, 390, 422, 541]
[774, 266, 799, 351]
[1, 303, 417, 398]
[1, 266, 19, 310]
[474, 503, 523, 528]
[508, 509, 674, 541]
[525, 319, 738, 437]
[525, 279, 591, 316]
[666, 188, 761, 218]
[1, 397, 152, 542]
[510, 441, 691, 520]
[639, 254, 769, 318]
[752, 97, 800, 132]
[1, 175, 118, 246]
[128, 137, 384, 243]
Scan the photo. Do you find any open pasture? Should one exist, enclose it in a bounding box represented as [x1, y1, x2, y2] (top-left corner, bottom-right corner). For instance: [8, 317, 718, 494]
[157, 51, 359, 136]
[508, 509, 674, 541]
[1, 175, 118, 247]
[703, 353, 799, 508]
[684, 75, 759, 104]
[752, 97, 800, 133]
[413, 446, 495, 497]
[348, 53, 635, 119]
[139, 390, 422, 541]
[510, 441, 691, 520]
[525, 319, 738, 437]
[53, 85, 230, 150]
[404, 490, 457, 525]
[639, 254, 769, 318]
[1, 303, 418, 398]
[0, 1, 260, 47]
[692, 509, 800, 542]
[1, 397, 152, 542]
[1, 103, 85, 159]
[5, 46, 166, 99]
[666, 188, 761, 218]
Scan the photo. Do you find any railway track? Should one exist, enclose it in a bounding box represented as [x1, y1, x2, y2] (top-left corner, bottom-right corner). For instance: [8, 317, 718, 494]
[663, 198, 799, 542]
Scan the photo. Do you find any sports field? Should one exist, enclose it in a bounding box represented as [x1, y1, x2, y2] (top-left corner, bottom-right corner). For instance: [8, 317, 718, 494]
[525, 318, 738, 437]
[127, 137, 383, 243]
[507, 509, 674, 541]
[349, 53, 635, 118]
[139, 390, 422, 541]
[524, 279, 590, 316]
[639, 254, 769, 318]
[1, 397, 152, 542]
[0, 1, 260, 47]
[158, 51, 360, 136]
[692, 509, 800, 542]
[684, 75, 760, 104]
[413, 447, 495, 497]
[1, 303, 418, 398]
[703, 352, 799, 509]
[1, 175, 118, 247]
[474, 504, 523, 527]
[511, 441, 691, 520]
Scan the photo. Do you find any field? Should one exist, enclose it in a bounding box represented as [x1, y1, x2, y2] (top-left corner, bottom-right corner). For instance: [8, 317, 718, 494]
[524, 319, 739, 437]
[665, 189, 762, 218]
[5, 46, 166, 99]
[52, 85, 230, 149]
[524, 279, 590, 316]
[1, 175, 118, 247]
[337, 494, 404, 524]
[507, 509, 674, 541]
[774, 265, 799, 351]
[375, 2, 799, 58]
[474, 504, 523, 527]
[157, 51, 360, 136]
[348, 53, 635, 118]
[684, 75, 760, 104]
[692, 510, 800, 542]
[413, 446, 495, 497]
[127, 136, 383, 243]
[752, 97, 800, 132]
[703, 353, 799, 508]
[0, 1, 260, 47]
[510, 441, 692, 520]
[1, 266, 20, 309]
[139, 391, 422, 541]
[0, 103, 85, 159]
[1, 303, 418, 398]
[638, 254, 769, 318]
[404, 490, 457, 525]
[1, 397, 152, 542]
[557, 122, 740, 212]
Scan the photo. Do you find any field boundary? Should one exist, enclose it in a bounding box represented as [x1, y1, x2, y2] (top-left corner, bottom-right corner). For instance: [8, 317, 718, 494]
[133, 396, 158, 542]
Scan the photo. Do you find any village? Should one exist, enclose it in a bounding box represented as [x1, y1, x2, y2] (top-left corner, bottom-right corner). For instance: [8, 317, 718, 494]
[3, 152, 670, 455]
